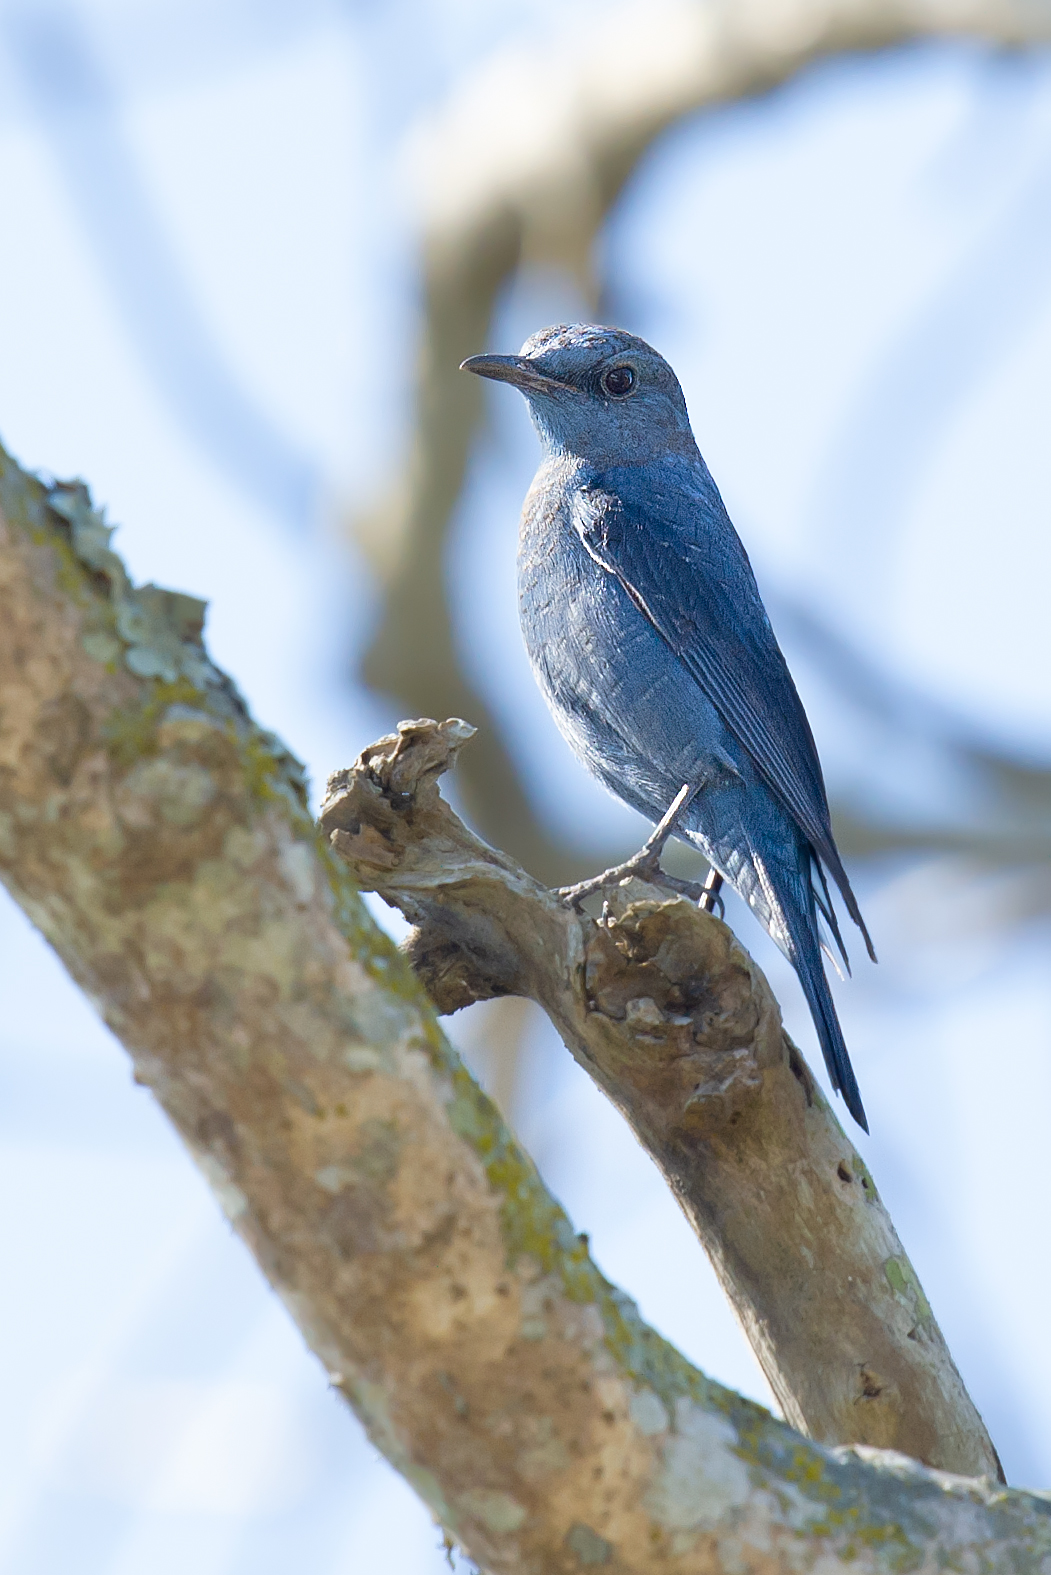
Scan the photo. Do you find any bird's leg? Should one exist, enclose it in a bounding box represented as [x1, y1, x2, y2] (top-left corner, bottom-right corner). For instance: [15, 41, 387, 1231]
[698, 866, 725, 919]
[557, 783, 702, 910]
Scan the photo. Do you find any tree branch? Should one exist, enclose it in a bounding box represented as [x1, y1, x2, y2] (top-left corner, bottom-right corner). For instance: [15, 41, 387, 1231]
[2, 442, 1045, 1571]
[320, 718, 1001, 1481]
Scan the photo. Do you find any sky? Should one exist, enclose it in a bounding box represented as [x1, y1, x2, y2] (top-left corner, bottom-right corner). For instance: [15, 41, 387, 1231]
[0, 4, 1049, 1571]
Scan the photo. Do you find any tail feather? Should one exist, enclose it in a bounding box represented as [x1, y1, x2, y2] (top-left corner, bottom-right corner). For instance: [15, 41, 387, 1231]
[785, 903, 869, 1134]
[820, 841, 878, 965]
[812, 855, 851, 976]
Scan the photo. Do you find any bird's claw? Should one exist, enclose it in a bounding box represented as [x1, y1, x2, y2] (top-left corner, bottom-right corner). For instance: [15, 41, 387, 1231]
[556, 852, 661, 910]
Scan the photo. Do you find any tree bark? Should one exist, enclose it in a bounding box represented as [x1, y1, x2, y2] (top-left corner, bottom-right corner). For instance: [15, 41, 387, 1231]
[1, 442, 1046, 1573]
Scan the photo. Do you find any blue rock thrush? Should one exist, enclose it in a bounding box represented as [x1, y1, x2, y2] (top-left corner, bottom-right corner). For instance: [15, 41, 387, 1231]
[462, 324, 875, 1131]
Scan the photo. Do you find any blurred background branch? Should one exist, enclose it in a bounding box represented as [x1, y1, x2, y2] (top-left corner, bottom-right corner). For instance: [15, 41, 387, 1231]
[2, 0, 319, 526]
[352, 0, 1051, 885]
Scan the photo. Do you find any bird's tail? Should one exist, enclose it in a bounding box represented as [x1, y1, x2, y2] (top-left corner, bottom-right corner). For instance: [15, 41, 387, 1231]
[783, 899, 869, 1134]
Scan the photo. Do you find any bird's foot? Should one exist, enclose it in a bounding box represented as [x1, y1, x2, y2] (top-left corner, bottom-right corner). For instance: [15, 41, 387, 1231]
[557, 859, 724, 914]
[557, 783, 723, 913]
[557, 850, 665, 911]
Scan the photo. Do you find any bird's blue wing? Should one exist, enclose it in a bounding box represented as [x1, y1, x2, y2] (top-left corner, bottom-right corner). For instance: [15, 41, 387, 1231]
[573, 466, 875, 962]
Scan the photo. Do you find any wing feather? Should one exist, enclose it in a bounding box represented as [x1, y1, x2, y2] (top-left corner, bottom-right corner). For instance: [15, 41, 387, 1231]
[573, 475, 876, 962]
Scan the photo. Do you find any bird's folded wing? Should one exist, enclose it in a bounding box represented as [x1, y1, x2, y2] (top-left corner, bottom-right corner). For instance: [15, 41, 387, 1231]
[573, 480, 875, 960]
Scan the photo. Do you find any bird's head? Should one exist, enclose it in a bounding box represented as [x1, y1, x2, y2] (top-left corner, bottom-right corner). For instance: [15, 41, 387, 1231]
[461, 324, 696, 466]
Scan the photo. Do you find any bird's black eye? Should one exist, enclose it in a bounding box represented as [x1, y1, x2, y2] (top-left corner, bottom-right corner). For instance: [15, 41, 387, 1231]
[600, 364, 636, 398]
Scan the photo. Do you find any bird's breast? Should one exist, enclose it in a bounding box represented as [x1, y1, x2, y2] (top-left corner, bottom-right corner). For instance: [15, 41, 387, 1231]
[517, 477, 613, 700]
[516, 470, 731, 815]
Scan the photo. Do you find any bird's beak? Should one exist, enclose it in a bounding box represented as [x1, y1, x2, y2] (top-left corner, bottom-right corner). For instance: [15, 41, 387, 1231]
[460, 353, 570, 396]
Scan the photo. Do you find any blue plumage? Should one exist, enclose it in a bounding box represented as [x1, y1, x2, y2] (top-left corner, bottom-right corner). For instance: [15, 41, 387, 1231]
[463, 324, 874, 1131]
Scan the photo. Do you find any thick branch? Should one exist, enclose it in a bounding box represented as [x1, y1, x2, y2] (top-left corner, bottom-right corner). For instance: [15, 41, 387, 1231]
[321, 719, 1001, 1481]
[2, 444, 1046, 1572]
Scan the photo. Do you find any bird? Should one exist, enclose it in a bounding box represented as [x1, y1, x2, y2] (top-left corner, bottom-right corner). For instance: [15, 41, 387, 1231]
[461, 324, 876, 1132]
